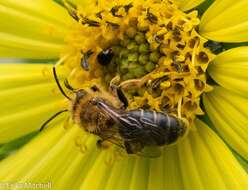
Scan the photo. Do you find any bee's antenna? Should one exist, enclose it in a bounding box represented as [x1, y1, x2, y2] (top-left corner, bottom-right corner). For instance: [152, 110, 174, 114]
[40, 109, 68, 131]
[53, 66, 71, 100]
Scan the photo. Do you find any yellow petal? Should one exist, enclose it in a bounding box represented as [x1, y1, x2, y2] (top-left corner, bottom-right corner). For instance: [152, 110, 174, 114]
[0, 33, 63, 59]
[67, 0, 94, 6]
[199, 0, 248, 42]
[0, 0, 73, 58]
[208, 47, 248, 97]
[191, 119, 248, 189]
[0, 63, 66, 143]
[0, 118, 247, 189]
[147, 146, 184, 190]
[203, 86, 248, 160]
[178, 0, 205, 11]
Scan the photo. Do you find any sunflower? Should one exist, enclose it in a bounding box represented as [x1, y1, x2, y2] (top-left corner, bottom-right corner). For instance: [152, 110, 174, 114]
[0, 0, 248, 189]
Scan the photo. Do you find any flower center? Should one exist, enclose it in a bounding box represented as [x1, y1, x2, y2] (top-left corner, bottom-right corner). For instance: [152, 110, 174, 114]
[62, 0, 214, 128]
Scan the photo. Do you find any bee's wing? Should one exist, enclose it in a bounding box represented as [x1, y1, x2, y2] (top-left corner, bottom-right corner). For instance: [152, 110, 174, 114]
[137, 146, 162, 158]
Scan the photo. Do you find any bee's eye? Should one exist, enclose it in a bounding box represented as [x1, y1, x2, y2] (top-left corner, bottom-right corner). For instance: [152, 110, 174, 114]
[97, 48, 114, 65]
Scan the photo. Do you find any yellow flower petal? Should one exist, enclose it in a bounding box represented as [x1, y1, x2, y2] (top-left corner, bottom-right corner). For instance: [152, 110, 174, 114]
[208, 47, 248, 97]
[0, 117, 247, 189]
[67, 0, 93, 6]
[147, 146, 184, 190]
[0, 63, 66, 143]
[0, 33, 63, 59]
[106, 157, 138, 190]
[199, 0, 248, 42]
[0, 0, 73, 58]
[192, 119, 248, 189]
[178, 0, 205, 11]
[203, 86, 248, 160]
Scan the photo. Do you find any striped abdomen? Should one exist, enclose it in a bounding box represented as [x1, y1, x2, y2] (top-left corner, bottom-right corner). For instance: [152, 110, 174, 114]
[118, 109, 186, 146]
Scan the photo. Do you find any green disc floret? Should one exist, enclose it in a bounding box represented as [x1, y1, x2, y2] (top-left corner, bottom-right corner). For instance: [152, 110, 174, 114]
[139, 44, 149, 53]
[120, 48, 129, 58]
[112, 45, 122, 54]
[127, 41, 139, 51]
[145, 62, 156, 72]
[135, 33, 146, 44]
[149, 51, 160, 63]
[125, 27, 137, 38]
[134, 67, 146, 78]
[138, 54, 149, 64]
[128, 52, 139, 62]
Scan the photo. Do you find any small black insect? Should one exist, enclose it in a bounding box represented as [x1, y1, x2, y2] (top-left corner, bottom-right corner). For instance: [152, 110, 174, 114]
[97, 48, 114, 66]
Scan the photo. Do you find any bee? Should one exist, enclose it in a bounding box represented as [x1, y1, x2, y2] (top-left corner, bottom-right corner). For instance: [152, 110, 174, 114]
[41, 66, 188, 157]
[40, 66, 124, 137]
[90, 97, 188, 155]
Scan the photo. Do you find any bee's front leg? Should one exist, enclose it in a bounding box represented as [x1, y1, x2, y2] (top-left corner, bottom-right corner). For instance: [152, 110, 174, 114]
[109, 75, 129, 109]
[109, 75, 121, 93]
